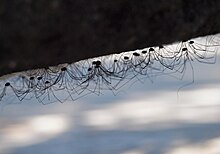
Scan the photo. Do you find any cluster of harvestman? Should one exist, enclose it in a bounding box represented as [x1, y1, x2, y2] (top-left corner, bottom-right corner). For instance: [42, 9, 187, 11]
[0, 34, 219, 104]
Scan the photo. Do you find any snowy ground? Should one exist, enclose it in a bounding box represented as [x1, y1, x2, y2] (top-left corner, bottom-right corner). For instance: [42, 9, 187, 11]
[0, 53, 220, 153]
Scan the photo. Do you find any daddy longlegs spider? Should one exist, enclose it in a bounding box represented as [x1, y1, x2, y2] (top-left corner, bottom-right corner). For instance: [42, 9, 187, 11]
[0, 34, 219, 104]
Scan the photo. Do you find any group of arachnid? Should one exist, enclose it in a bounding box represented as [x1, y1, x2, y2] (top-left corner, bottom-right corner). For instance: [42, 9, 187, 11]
[0, 34, 219, 104]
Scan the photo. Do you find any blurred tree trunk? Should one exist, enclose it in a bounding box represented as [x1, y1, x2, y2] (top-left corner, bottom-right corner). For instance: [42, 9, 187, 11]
[0, 0, 220, 76]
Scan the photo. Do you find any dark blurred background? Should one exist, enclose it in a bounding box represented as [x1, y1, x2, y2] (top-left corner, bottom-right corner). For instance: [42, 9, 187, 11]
[0, 0, 220, 76]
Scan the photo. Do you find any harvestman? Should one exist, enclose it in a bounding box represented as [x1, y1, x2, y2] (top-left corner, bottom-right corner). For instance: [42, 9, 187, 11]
[0, 34, 219, 105]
